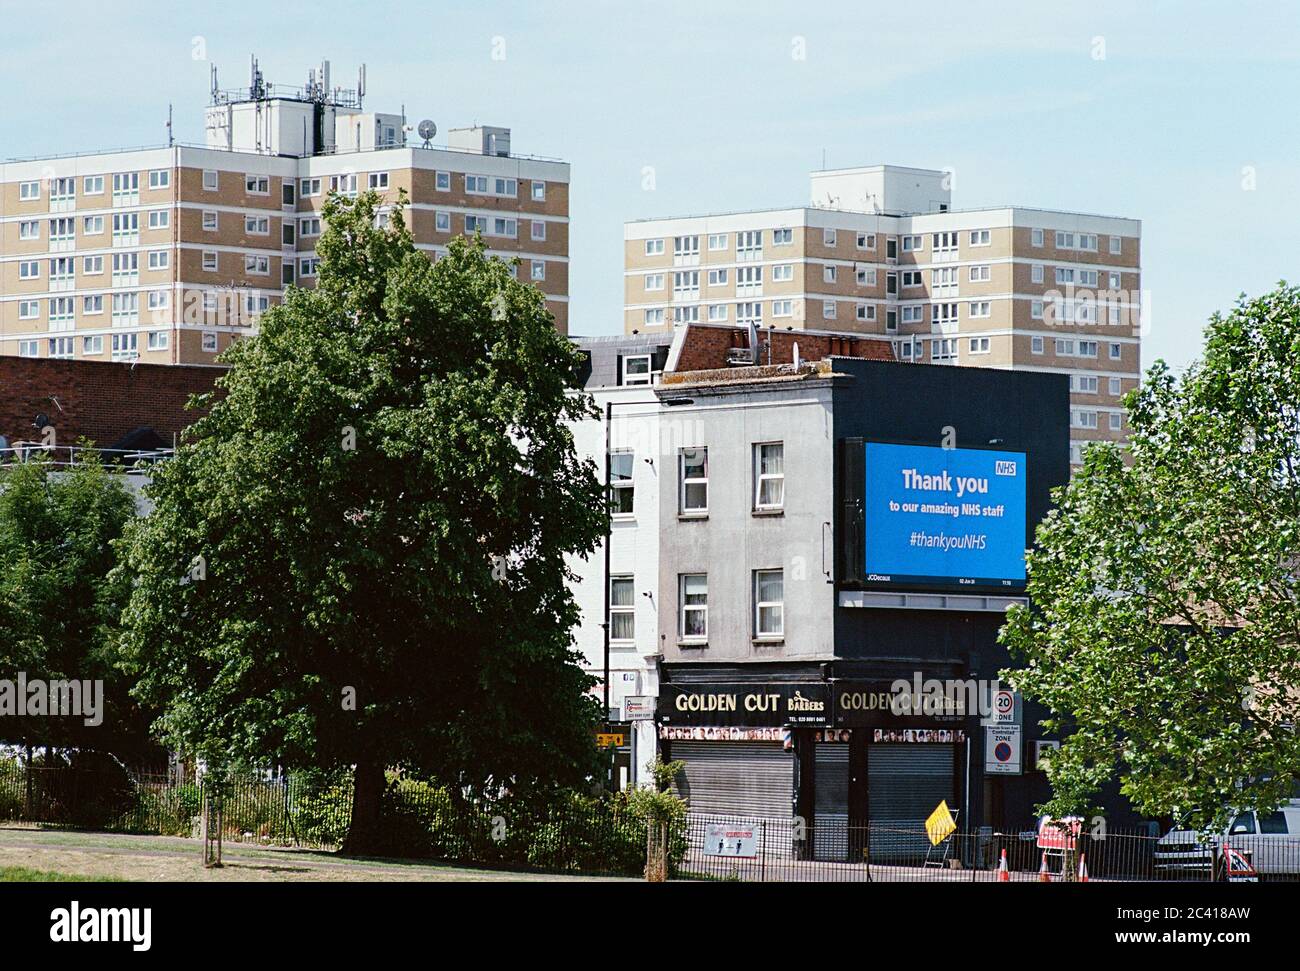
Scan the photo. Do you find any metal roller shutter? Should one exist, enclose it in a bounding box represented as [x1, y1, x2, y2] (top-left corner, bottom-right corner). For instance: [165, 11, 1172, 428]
[813, 743, 850, 861]
[671, 741, 794, 819]
[868, 743, 954, 863]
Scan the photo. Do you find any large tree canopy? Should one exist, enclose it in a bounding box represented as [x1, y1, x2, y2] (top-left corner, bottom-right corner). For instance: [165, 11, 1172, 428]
[1002, 284, 1300, 830]
[117, 191, 607, 850]
[0, 453, 143, 753]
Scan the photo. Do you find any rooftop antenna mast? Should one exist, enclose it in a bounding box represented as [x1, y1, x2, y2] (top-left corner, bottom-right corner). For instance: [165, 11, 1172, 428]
[250, 54, 265, 100]
[166, 103, 173, 146]
[209, 64, 218, 102]
[358, 63, 366, 109]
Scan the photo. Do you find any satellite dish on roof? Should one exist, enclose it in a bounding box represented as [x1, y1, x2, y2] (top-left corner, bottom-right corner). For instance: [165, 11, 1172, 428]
[417, 119, 436, 148]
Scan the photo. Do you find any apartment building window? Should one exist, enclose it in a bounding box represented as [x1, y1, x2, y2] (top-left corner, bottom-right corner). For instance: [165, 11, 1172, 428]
[707, 268, 728, 287]
[368, 172, 390, 190]
[1074, 375, 1099, 394]
[901, 270, 922, 288]
[1078, 234, 1098, 251]
[1031, 300, 1044, 320]
[18, 261, 40, 280]
[48, 337, 74, 359]
[531, 220, 547, 241]
[18, 300, 39, 320]
[1109, 342, 1122, 360]
[969, 265, 991, 283]
[83, 295, 103, 315]
[645, 273, 665, 291]
[19, 221, 39, 240]
[111, 333, 138, 359]
[902, 235, 923, 252]
[83, 175, 104, 195]
[244, 255, 270, 276]
[856, 266, 876, 286]
[300, 177, 322, 197]
[856, 232, 875, 249]
[610, 577, 636, 641]
[1073, 410, 1099, 430]
[1079, 269, 1099, 288]
[969, 230, 991, 247]
[48, 297, 74, 325]
[282, 263, 296, 287]
[680, 448, 708, 514]
[245, 174, 270, 195]
[19, 181, 40, 201]
[754, 443, 784, 510]
[465, 215, 487, 233]
[885, 308, 897, 333]
[644, 308, 665, 326]
[736, 266, 761, 295]
[708, 304, 729, 322]
[773, 228, 793, 246]
[969, 337, 991, 354]
[201, 332, 218, 353]
[147, 291, 169, 312]
[330, 174, 357, 197]
[493, 177, 517, 196]
[645, 238, 665, 256]
[146, 210, 170, 230]
[932, 303, 959, 327]
[932, 231, 958, 253]
[202, 251, 219, 272]
[244, 215, 269, 236]
[823, 265, 837, 284]
[856, 302, 875, 321]
[465, 174, 488, 194]
[900, 305, 924, 325]
[680, 574, 708, 641]
[897, 337, 923, 361]
[1056, 338, 1075, 356]
[931, 266, 958, 294]
[772, 300, 793, 318]
[42, 217, 68, 246]
[1079, 340, 1098, 356]
[111, 292, 139, 324]
[1107, 271, 1121, 290]
[147, 250, 169, 271]
[202, 170, 219, 191]
[1031, 228, 1044, 247]
[754, 570, 784, 638]
[708, 234, 728, 252]
[531, 180, 546, 202]
[623, 354, 654, 387]
[1031, 264, 1044, 284]
[1109, 376, 1122, 396]
[491, 217, 518, 238]
[822, 300, 837, 320]
[299, 257, 320, 277]
[434, 171, 450, 191]
[673, 235, 700, 258]
[434, 211, 451, 232]
[111, 212, 140, 245]
[1031, 335, 1044, 354]
[147, 331, 169, 351]
[736, 230, 762, 260]
[148, 170, 170, 190]
[772, 264, 794, 282]
[737, 302, 762, 325]
[83, 336, 104, 355]
[83, 255, 103, 275]
[609, 450, 635, 513]
[932, 337, 959, 362]
[299, 217, 321, 237]
[673, 270, 700, 298]
[673, 306, 700, 324]
[823, 228, 837, 246]
[199, 210, 218, 231]
[530, 260, 545, 281]
[18, 341, 39, 358]
[1109, 236, 1122, 255]
[969, 301, 991, 318]
[1110, 413, 1123, 431]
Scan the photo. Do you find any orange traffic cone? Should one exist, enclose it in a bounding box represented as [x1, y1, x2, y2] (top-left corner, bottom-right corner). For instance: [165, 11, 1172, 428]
[1078, 853, 1089, 883]
[997, 848, 1010, 882]
[1038, 851, 1052, 883]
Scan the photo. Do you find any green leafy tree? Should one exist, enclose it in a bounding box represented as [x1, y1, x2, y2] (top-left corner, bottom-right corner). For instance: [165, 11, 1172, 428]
[0, 452, 143, 754]
[117, 191, 607, 853]
[1001, 284, 1300, 830]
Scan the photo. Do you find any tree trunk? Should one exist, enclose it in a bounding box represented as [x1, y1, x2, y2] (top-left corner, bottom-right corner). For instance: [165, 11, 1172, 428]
[340, 759, 387, 855]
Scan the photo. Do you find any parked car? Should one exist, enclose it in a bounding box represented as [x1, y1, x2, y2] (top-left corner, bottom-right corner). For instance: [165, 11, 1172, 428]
[1155, 803, 1300, 878]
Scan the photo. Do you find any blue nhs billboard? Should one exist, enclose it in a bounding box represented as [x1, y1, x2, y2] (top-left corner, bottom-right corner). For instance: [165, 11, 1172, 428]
[863, 442, 1028, 588]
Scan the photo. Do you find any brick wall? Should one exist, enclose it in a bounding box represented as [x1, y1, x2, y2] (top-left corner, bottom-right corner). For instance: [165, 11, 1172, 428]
[0, 358, 223, 450]
[674, 323, 894, 372]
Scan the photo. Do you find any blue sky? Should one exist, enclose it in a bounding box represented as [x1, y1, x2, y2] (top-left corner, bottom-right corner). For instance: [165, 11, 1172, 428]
[3, 0, 1297, 372]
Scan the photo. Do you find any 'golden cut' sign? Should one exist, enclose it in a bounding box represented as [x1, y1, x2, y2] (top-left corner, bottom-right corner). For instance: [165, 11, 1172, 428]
[659, 684, 830, 727]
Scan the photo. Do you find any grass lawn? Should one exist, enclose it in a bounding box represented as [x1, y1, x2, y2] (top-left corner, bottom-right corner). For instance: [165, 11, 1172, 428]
[0, 865, 123, 882]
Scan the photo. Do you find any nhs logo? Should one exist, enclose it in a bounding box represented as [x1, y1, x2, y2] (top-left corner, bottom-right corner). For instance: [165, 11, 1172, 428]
[994, 460, 1017, 476]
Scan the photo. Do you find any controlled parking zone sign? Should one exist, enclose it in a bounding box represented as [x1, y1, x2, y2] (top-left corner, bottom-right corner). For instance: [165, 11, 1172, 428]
[984, 725, 1022, 775]
[704, 823, 758, 858]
